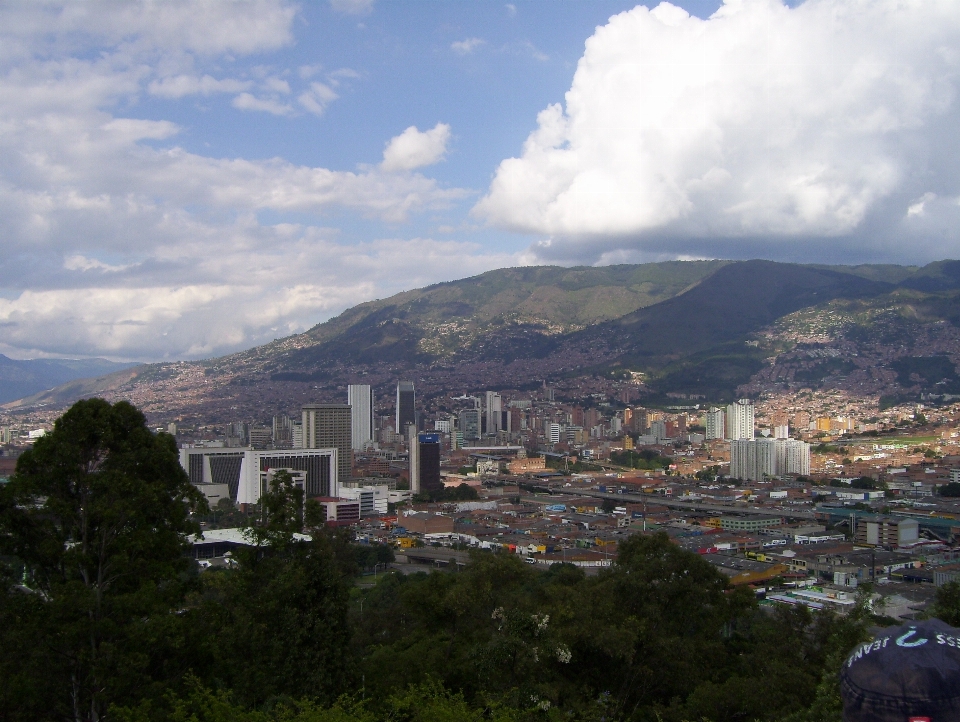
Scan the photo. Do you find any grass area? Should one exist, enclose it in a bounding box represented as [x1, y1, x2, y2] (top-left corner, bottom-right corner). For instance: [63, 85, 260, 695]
[881, 435, 939, 444]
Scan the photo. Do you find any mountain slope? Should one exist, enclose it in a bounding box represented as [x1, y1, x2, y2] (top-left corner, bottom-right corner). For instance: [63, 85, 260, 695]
[0, 355, 141, 404]
[11, 259, 960, 417]
[212, 260, 732, 374]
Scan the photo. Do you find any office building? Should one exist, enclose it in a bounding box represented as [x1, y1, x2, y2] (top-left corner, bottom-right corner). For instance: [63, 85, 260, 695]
[396, 381, 416, 434]
[459, 407, 481, 441]
[180, 446, 338, 504]
[726, 399, 755, 440]
[414, 432, 442, 495]
[227, 421, 249, 446]
[347, 384, 374, 450]
[485, 391, 502, 435]
[548, 423, 561, 445]
[705, 407, 725, 440]
[302, 404, 352, 488]
[272, 414, 293, 448]
[407, 424, 419, 493]
[339, 484, 389, 515]
[248, 425, 272, 449]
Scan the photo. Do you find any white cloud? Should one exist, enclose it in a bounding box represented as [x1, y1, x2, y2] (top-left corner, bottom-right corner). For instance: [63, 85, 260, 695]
[2, 0, 297, 58]
[381, 123, 452, 172]
[63, 255, 131, 273]
[475, 0, 960, 261]
[298, 82, 339, 116]
[148, 74, 252, 98]
[329, 0, 374, 17]
[0, 233, 517, 361]
[0, 0, 476, 362]
[451, 38, 485, 56]
[232, 92, 293, 115]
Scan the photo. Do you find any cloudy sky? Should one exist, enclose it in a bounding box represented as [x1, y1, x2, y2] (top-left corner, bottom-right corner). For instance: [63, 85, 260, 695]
[2, 0, 960, 363]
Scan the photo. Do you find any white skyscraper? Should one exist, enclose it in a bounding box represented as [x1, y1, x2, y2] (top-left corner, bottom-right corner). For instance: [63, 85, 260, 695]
[347, 384, 374, 451]
[485, 391, 502, 435]
[730, 438, 810, 481]
[726, 399, 755, 440]
[705, 407, 725, 440]
[548, 423, 561, 444]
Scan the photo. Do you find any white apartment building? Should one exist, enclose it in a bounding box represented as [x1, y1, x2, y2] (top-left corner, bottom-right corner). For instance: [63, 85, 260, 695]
[730, 438, 810, 481]
[705, 407, 725, 440]
[726, 399, 755, 440]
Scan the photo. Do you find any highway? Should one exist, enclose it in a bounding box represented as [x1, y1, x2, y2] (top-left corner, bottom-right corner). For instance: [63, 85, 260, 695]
[541, 488, 817, 521]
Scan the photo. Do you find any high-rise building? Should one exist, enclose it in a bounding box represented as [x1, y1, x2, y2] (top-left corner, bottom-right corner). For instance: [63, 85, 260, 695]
[396, 381, 416, 434]
[407, 424, 419, 493]
[248, 425, 272, 449]
[705, 407, 725, 440]
[347, 384, 374, 451]
[417, 432, 442, 495]
[272, 414, 293, 448]
[730, 438, 810, 481]
[302, 404, 352, 490]
[548, 423, 561, 445]
[726, 399, 755, 440]
[631, 408, 649, 434]
[459, 408, 481, 441]
[485, 391, 502, 435]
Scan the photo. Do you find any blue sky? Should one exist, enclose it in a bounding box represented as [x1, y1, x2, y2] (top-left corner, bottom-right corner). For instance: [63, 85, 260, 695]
[1, 0, 958, 362]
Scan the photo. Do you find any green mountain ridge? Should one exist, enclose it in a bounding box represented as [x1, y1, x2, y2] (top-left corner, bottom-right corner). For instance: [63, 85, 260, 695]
[9, 259, 960, 415]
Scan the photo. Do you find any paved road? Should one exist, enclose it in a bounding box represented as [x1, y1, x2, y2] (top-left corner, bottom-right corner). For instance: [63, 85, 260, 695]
[396, 548, 472, 567]
[546, 488, 817, 521]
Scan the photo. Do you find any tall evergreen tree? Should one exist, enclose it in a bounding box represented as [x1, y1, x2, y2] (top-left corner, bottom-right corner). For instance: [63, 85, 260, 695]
[0, 399, 204, 721]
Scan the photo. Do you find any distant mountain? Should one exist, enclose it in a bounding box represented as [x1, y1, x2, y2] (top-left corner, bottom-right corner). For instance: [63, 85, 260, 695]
[216, 260, 733, 375]
[0, 356, 141, 404]
[10, 259, 960, 418]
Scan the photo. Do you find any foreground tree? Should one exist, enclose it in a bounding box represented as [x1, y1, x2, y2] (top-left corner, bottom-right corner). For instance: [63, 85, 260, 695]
[191, 469, 355, 709]
[0, 398, 204, 721]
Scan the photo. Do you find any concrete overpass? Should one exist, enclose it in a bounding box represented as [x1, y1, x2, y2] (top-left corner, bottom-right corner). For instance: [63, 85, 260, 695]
[542, 488, 817, 522]
[396, 547, 472, 568]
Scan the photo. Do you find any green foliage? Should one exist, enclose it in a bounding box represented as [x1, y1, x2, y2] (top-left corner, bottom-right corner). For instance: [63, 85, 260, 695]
[610, 448, 672, 470]
[352, 543, 396, 571]
[0, 398, 205, 721]
[850, 476, 884, 490]
[941, 482, 960, 497]
[929, 580, 960, 626]
[813, 443, 842, 454]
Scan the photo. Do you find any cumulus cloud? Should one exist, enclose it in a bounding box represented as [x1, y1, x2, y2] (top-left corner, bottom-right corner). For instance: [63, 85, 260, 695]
[451, 38, 485, 55]
[475, 0, 960, 262]
[0, 0, 476, 361]
[381, 123, 452, 172]
[232, 92, 293, 115]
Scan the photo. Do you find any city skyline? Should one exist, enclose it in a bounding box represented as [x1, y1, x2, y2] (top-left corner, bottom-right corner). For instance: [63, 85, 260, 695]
[4, 0, 960, 364]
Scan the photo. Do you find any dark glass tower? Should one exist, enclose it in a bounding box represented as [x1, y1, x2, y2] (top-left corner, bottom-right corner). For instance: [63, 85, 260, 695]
[396, 381, 416, 434]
